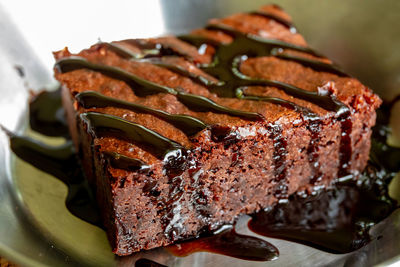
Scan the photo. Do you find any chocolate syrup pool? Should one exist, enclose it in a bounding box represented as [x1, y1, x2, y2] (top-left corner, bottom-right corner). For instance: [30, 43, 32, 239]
[4, 88, 400, 263]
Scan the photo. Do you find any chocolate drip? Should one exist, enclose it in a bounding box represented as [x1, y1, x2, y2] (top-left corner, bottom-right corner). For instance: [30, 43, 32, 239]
[248, 162, 397, 254]
[5, 130, 74, 185]
[175, 91, 261, 120]
[307, 120, 322, 184]
[269, 125, 287, 183]
[76, 91, 208, 136]
[103, 42, 141, 59]
[339, 117, 353, 176]
[80, 112, 184, 160]
[247, 100, 400, 253]
[161, 175, 186, 240]
[142, 58, 222, 87]
[236, 87, 317, 120]
[56, 57, 176, 97]
[105, 40, 187, 61]
[233, 74, 348, 114]
[205, 23, 317, 55]
[4, 130, 101, 226]
[267, 125, 289, 199]
[250, 10, 297, 33]
[167, 227, 279, 261]
[30, 88, 68, 137]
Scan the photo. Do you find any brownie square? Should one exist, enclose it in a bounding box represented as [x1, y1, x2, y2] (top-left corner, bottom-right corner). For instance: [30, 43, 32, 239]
[54, 5, 381, 255]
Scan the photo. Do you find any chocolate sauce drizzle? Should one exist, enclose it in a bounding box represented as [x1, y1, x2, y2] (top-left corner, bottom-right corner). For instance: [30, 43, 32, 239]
[55, 16, 352, 180]
[271, 50, 348, 77]
[103, 42, 317, 119]
[198, 23, 348, 112]
[249, 160, 398, 254]
[268, 125, 289, 199]
[81, 112, 184, 160]
[56, 57, 261, 120]
[308, 119, 323, 184]
[103, 151, 149, 172]
[339, 117, 354, 176]
[177, 24, 349, 121]
[104, 25, 348, 114]
[29, 88, 68, 137]
[76, 91, 207, 136]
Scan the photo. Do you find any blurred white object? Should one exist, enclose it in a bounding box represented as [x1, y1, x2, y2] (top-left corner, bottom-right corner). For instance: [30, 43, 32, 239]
[0, 0, 165, 70]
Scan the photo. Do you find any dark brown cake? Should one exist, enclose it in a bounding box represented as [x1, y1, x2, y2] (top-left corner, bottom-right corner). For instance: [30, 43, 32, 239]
[54, 5, 381, 255]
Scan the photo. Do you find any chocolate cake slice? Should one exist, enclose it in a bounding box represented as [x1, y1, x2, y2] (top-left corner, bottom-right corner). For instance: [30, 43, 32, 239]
[54, 5, 381, 255]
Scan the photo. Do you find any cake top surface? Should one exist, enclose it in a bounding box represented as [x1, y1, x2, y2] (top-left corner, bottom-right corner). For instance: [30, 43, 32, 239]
[54, 5, 381, 169]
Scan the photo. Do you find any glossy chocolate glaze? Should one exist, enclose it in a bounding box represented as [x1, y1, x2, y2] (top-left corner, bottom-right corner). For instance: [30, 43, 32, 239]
[56, 57, 262, 121]
[248, 164, 397, 253]
[271, 51, 348, 77]
[308, 119, 323, 184]
[339, 116, 353, 176]
[200, 23, 348, 107]
[103, 42, 317, 119]
[103, 151, 150, 173]
[81, 112, 185, 160]
[30, 88, 69, 137]
[104, 25, 348, 114]
[76, 91, 208, 137]
[55, 19, 351, 180]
